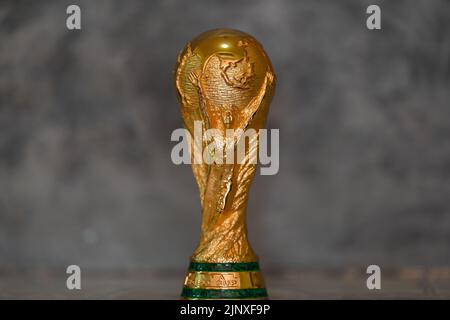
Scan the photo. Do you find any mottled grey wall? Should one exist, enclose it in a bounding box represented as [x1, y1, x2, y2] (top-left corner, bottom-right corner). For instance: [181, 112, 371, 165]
[1, 0, 449, 270]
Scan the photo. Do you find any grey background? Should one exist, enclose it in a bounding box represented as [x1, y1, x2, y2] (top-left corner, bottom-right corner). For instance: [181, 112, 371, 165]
[1, 0, 449, 272]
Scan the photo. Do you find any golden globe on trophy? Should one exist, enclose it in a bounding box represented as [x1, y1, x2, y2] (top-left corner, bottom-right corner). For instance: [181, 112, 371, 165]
[174, 29, 276, 299]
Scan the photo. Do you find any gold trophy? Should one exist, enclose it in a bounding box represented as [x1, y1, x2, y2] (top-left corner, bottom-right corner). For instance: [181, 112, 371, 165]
[174, 29, 276, 299]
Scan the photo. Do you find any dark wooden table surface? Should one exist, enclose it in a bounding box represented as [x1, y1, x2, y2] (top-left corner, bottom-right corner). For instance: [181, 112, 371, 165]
[1, 268, 449, 299]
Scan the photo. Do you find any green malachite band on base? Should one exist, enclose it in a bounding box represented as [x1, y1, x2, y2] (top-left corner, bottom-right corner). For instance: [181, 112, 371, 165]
[181, 288, 268, 299]
[188, 262, 260, 272]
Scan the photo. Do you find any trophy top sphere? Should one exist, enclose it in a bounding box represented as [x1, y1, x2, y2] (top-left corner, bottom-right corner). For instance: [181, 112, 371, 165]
[186, 28, 271, 63]
[174, 28, 275, 131]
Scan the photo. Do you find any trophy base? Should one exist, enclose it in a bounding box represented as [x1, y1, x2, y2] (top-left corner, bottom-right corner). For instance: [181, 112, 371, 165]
[181, 262, 268, 300]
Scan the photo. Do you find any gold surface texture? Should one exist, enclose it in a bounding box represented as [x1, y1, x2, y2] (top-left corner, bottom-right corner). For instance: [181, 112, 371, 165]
[174, 29, 275, 264]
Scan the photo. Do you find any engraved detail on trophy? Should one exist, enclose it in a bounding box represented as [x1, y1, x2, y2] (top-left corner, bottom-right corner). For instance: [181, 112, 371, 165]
[174, 29, 275, 299]
[183, 270, 264, 291]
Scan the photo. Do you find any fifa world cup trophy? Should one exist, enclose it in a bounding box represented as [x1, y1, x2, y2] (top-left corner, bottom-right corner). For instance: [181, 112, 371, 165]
[174, 29, 276, 299]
